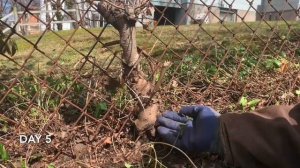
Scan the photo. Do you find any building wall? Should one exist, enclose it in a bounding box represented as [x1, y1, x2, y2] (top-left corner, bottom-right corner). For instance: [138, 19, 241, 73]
[19, 14, 40, 35]
[186, 4, 220, 24]
[174, 5, 188, 24]
[220, 11, 236, 22]
[237, 10, 256, 22]
[257, 0, 300, 21]
[262, 10, 298, 21]
[261, 0, 299, 12]
[209, 7, 221, 23]
[186, 3, 258, 24]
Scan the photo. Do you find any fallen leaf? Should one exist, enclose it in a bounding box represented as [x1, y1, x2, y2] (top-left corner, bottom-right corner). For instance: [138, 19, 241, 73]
[103, 137, 112, 145]
[295, 90, 300, 96]
[74, 143, 88, 158]
[61, 131, 67, 139]
[134, 78, 152, 96]
[279, 59, 289, 73]
[163, 61, 172, 67]
[125, 162, 133, 168]
[280, 92, 295, 99]
[171, 80, 178, 88]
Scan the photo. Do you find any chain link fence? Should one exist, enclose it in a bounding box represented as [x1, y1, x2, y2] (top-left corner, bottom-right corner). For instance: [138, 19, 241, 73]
[1, 0, 300, 167]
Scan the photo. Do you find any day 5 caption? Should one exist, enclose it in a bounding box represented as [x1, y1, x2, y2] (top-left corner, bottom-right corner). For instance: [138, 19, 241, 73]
[19, 134, 52, 144]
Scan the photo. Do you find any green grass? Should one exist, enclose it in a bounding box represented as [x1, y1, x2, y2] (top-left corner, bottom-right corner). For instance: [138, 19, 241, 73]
[1, 28, 120, 77]
[1, 21, 299, 95]
[1, 21, 299, 76]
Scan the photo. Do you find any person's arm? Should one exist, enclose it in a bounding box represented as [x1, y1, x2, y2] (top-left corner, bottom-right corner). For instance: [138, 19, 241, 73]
[220, 104, 300, 168]
[157, 104, 300, 168]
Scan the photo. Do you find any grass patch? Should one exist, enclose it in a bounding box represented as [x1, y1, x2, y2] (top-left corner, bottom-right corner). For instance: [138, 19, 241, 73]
[0, 22, 298, 74]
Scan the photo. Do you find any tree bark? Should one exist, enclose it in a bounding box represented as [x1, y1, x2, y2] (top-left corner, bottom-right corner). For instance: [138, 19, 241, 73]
[119, 21, 139, 67]
[53, 0, 63, 30]
[65, 0, 79, 29]
[97, 2, 139, 70]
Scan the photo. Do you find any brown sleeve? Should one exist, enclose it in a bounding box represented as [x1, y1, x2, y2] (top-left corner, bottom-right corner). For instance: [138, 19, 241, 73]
[219, 103, 300, 168]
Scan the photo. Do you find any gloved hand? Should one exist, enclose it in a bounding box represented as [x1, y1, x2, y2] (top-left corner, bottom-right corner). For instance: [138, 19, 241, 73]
[157, 106, 221, 153]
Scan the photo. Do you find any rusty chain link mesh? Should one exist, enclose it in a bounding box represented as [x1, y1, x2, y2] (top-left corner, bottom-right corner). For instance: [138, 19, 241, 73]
[0, 0, 300, 167]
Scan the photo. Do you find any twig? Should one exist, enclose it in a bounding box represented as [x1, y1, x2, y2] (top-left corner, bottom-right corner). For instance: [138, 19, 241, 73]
[143, 153, 168, 168]
[145, 142, 197, 168]
[125, 82, 145, 111]
[111, 134, 118, 153]
[0, 164, 7, 168]
[94, 0, 125, 10]
[134, 0, 150, 11]
[103, 40, 120, 47]
[76, 160, 92, 168]
[151, 144, 158, 168]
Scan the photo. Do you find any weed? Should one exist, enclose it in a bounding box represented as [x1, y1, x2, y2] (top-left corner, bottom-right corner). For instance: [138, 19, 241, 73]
[264, 58, 281, 71]
[48, 164, 56, 168]
[94, 102, 108, 118]
[240, 56, 258, 79]
[21, 157, 27, 168]
[204, 63, 218, 77]
[114, 86, 132, 109]
[166, 55, 202, 82]
[0, 144, 9, 162]
[0, 117, 9, 133]
[239, 96, 261, 111]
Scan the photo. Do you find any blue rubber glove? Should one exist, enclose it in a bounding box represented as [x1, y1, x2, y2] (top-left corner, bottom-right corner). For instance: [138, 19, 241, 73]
[157, 106, 221, 153]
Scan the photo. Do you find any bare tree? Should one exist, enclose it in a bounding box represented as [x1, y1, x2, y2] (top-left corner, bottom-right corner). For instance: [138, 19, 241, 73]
[97, 0, 160, 134]
[52, 0, 63, 30]
[45, 0, 51, 30]
[65, 0, 79, 29]
[97, 0, 148, 70]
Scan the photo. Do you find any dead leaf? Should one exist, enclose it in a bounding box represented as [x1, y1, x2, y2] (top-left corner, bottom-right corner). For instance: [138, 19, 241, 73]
[280, 92, 295, 99]
[74, 143, 88, 158]
[134, 78, 152, 96]
[279, 59, 289, 73]
[163, 61, 172, 67]
[61, 131, 67, 139]
[103, 137, 112, 145]
[171, 80, 178, 88]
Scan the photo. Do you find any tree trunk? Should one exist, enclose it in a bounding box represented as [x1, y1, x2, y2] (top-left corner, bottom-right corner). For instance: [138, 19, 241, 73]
[97, 2, 139, 74]
[53, 0, 63, 30]
[65, 0, 78, 29]
[45, 0, 50, 30]
[119, 21, 140, 78]
[97, 1, 159, 134]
